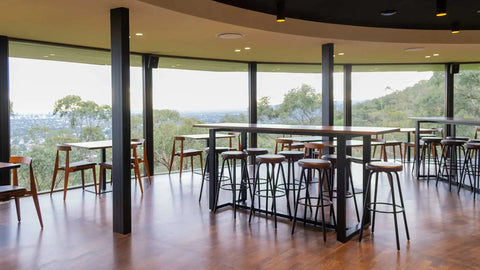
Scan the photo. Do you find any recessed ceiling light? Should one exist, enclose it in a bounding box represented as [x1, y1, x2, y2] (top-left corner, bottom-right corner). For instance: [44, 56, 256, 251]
[43, 55, 49, 58]
[338, 52, 345, 56]
[135, 33, 143, 36]
[425, 56, 431, 58]
[404, 47, 426, 52]
[380, 10, 398, 16]
[244, 47, 251, 50]
[234, 49, 241, 52]
[49, 53, 55, 56]
[433, 53, 439, 56]
[217, 33, 244, 39]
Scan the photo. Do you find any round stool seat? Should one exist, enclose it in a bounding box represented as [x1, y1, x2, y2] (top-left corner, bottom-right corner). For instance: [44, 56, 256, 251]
[366, 162, 403, 172]
[277, 150, 304, 161]
[298, 158, 331, 169]
[221, 151, 247, 159]
[466, 142, 480, 149]
[245, 148, 269, 155]
[421, 137, 443, 143]
[321, 154, 352, 162]
[441, 139, 466, 146]
[256, 154, 285, 164]
[446, 136, 470, 141]
[205, 146, 232, 154]
[469, 139, 480, 143]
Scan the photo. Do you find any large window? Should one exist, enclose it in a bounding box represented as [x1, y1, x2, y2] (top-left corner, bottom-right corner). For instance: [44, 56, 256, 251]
[152, 57, 248, 173]
[9, 41, 142, 192]
[352, 65, 444, 141]
[454, 64, 480, 137]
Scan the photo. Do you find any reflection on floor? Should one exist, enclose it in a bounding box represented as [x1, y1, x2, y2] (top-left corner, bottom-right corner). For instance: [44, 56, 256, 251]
[0, 163, 479, 269]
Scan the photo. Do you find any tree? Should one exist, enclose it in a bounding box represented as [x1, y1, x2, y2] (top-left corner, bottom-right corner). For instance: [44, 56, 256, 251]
[278, 84, 322, 124]
[53, 95, 111, 140]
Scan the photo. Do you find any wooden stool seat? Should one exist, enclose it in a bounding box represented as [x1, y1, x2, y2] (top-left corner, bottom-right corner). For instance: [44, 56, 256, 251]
[298, 158, 331, 169]
[246, 148, 269, 155]
[60, 161, 96, 169]
[468, 139, 480, 143]
[176, 149, 203, 156]
[256, 154, 285, 164]
[0, 185, 27, 196]
[221, 151, 247, 159]
[304, 142, 324, 150]
[421, 137, 443, 143]
[321, 154, 352, 162]
[441, 139, 466, 146]
[205, 146, 232, 154]
[466, 142, 480, 149]
[446, 136, 470, 141]
[366, 162, 403, 172]
[277, 150, 304, 161]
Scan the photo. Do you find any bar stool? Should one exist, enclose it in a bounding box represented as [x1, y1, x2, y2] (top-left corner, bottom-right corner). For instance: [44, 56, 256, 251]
[214, 150, 250, 219]
[199, 146, 232, 202]
[446, 136, 470, 141]
[418, 137, 442, 181]
[249, 154, 288, 228]
[321, 154, 360, 222]
[437, 139, 466, 191]
[277, 150, 305, 205]
[460, 142, 478, 196]
[245, 147, 269, 184]
[291, 158, 335, 242]
[359, 162, 410, 251]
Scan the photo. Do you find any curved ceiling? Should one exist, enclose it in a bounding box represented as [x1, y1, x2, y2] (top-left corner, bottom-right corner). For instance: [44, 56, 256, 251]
[0, 0, 479, 65]
[214, 0, 480, 30]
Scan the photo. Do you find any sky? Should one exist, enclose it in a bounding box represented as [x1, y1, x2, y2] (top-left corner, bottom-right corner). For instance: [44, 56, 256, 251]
[9, 57, 433, 114]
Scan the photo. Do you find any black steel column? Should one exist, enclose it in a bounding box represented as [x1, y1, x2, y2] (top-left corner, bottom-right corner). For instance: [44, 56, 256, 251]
[248, 62, 257, 149]
[322, 43, 334, 154]
[322, 43, 334, 126]
[445, 63, 454, 136]
[111, 7, 131, 234]
[0, 36, 10, 185]
[142, 54, 154, 175]
[343, 64, 352, 156]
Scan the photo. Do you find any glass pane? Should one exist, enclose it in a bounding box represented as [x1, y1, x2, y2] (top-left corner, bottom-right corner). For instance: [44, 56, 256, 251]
[454, 63, 480, 137]
[152, 58, 248, 173]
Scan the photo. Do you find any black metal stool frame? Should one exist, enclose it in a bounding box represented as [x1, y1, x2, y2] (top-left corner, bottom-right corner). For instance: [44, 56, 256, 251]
[359, 170, 410, 251]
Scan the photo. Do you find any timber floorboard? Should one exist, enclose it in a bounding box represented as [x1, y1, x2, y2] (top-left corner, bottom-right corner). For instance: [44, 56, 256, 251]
[0, 163, 479, 269]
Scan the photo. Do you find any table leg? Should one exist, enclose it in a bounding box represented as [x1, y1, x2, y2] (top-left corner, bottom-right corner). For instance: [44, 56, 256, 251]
[407, 132, 411, 162]
[336, 135, 347, 242]
[101, 148, 106, 191]
[208, 129, 217, 210]
[362, 135, 371, 225]
[415, 121, 421, 178]
[239, 131, 248, 201]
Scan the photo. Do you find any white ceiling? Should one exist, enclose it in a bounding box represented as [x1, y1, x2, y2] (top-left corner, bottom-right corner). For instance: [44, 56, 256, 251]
[1, 0, 479, 64]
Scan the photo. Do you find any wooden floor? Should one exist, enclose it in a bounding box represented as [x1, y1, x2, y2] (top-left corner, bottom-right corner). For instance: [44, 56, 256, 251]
[1, 163, 480, 270]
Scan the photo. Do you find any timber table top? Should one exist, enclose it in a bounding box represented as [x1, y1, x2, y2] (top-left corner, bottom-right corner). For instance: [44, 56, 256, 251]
[194, 123, 400, 136]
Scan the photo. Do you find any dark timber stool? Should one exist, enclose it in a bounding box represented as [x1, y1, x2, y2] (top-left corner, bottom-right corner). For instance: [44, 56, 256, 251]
[199, 146, 232, 202]
[321, 154, 360, 222]
[249, 154, 288, 228]
[359, 162, 410, 251]
[446, 136, 470, 141]
[437, 139, 466, 191]
[460, 142, 479, 196]
[277, 150, 305, 205]
[214, 151, 250, 219]
[418, 137, 442, 180]
[291, 158, 335, 241]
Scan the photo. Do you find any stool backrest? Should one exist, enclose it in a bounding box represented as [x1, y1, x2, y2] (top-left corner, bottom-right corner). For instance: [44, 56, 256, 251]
[9, 156, 37, 194]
